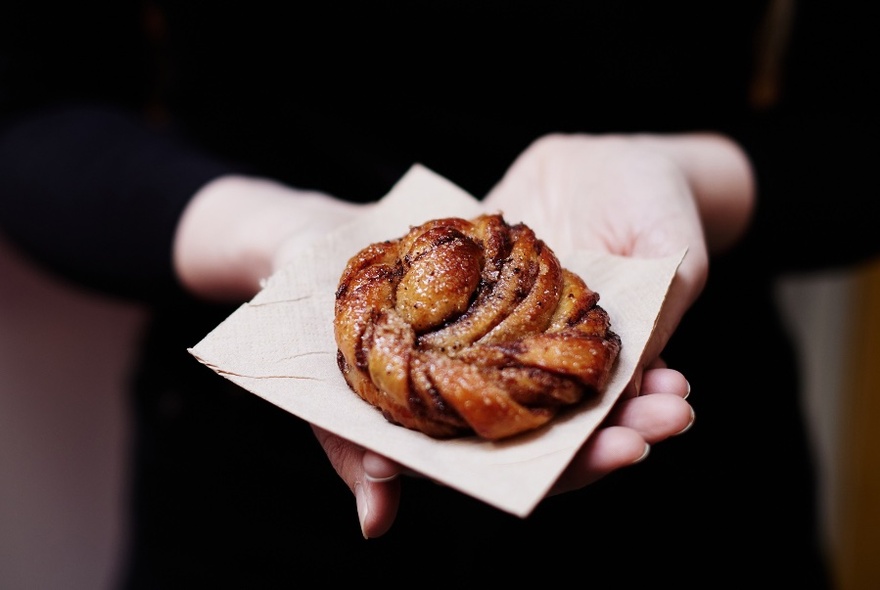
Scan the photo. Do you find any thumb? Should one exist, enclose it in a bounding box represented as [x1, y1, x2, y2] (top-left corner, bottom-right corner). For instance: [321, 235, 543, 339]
[310, 424, 402, 538]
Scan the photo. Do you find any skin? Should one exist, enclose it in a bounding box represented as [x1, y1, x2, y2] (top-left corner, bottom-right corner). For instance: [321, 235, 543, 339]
[173, 132, 755, 539]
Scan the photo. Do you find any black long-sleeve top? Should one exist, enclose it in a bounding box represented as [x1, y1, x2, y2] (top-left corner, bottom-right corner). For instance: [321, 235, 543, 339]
[1, 2, 876, 588]
[1, 2, 877, 299]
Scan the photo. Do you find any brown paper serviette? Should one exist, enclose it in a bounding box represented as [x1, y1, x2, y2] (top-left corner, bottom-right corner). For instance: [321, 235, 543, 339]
[189, 164, 684, 517]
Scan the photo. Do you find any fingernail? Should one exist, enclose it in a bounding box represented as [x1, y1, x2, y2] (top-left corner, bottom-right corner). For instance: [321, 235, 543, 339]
[364, 473, 398, 484]
[675, 406, 696, 436]
[684, 379, 691, 400]
[632, 443, 651, 465]
[355, 482, 370, 539]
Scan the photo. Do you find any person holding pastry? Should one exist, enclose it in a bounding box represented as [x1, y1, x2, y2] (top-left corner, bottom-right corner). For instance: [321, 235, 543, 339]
[1, 1, 875, 588]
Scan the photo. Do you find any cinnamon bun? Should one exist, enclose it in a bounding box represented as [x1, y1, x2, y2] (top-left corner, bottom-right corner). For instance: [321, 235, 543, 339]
[333, 214, 621, 440]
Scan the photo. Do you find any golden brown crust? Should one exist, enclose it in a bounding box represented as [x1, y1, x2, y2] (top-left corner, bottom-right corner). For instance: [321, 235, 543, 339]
[333, 214, 621, 440]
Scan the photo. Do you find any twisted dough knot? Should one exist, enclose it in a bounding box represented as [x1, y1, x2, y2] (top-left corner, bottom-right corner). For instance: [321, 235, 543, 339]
[334, 214, 621, 440]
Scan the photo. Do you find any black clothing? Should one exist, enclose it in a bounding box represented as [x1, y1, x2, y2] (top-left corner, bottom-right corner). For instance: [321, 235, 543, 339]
[2, 2, 876, 588]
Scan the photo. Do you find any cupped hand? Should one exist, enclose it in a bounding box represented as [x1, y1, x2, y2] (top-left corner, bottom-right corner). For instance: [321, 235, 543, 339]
[311, 362, 692, 538]
[480, 132, 753, 488]
[484, 133, 710, 368]
[311, 132, 753, 538]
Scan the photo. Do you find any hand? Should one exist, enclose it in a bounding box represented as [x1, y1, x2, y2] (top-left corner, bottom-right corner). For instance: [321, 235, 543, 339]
[311, 362, 692, 538]
[314, 132, 752, 537]
[482, 132, 752, 486]
[483, 132, 752, 367]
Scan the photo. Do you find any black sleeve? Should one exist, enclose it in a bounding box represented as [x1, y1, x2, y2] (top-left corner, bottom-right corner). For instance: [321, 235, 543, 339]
[0, 2, 239, 303]
[734, 0, 880, 274]
[0, 105, 235, 302]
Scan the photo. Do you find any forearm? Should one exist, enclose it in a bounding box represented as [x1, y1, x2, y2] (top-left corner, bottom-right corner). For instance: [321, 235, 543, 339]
[173, 175, 363, 302]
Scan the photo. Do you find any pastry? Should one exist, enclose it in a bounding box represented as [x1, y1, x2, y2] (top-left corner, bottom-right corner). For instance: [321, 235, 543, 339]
[333, 213, 621, 440]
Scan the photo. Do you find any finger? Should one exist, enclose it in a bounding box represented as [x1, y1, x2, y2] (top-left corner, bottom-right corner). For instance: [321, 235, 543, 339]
[605, 392, 695, 442]
[362, 450, 404, 481]
[356, 469, 401, 539]
[620, 359, 681, 399]
[551, 392, 694, 495]
[550, 426, 649, 494]
[310, 425, 402, 539]
[639, 367, 690, 398]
